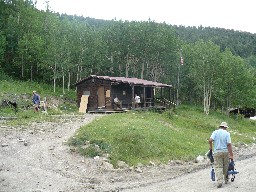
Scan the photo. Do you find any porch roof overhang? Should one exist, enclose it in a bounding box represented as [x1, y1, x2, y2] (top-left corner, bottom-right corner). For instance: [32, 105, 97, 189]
[75, 75, 172, 88]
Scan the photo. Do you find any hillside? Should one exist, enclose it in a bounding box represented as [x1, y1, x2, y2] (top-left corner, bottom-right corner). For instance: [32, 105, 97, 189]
[0, 76, 77, 118]
[173, 25, 256, 58]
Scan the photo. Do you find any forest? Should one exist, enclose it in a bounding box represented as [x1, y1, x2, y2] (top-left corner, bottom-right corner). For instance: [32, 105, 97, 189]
[0, 0, 255, 114]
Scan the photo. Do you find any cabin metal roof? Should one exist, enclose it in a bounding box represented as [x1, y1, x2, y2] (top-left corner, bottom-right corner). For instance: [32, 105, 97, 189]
[75, 75, 172, 87]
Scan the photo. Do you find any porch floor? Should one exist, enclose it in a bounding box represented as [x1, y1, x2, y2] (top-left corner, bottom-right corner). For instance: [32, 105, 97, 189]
[87, 106, 167, 114]
[87, 109, 128, 114]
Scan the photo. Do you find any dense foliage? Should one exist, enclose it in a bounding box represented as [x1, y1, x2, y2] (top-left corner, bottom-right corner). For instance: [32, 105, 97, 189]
[1, 0, 255, 112]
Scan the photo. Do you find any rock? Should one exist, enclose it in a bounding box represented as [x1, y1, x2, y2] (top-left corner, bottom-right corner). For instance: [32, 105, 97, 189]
[24, 141, 28, 146]
[1, 143, 8, 147]
[128, 166, 134, 171]
[94, 156, 100, 160]
[117, 160, 129, 169]
[18, 138, 25, 142]
[48, 145, 55, 150]
[176, 160, 183, 165]
[149, 161, 156, 166]
[101, 161, 114, 170]
[99, 157, 109, 163]
[135, 167, 143, 173]
[195, 155, 205, 163]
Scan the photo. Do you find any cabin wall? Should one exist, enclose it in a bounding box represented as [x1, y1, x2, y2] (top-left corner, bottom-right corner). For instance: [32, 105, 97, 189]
[76, 78, 111, 111]
[76, 76, 172, 111]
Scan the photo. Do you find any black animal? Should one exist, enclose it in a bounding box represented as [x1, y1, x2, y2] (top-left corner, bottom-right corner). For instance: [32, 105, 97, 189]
[1, 99, 18, 113]
[229, 107, 256, 118]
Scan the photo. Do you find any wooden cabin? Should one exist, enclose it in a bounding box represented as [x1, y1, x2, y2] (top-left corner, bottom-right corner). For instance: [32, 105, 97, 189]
[75, 75, 173, 113]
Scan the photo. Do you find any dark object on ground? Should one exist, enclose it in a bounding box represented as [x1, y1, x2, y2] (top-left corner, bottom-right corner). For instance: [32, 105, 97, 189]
[23, 104, 31, 110]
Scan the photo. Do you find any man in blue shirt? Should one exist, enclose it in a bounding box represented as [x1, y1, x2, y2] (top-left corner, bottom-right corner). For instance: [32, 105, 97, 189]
[208, 122, 234, 188]
[32, 91, 40, 112]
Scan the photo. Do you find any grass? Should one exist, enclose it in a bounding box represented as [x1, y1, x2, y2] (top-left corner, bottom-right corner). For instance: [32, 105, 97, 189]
[0, 70, 76, 106]
[0, 73, 78, 126]
[68, 105, 256, 167]
[0, 107, 64, 126]
[0, 79, 76, 100]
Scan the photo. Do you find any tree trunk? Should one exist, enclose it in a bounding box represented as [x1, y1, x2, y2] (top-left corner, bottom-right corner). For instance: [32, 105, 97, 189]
[53, 61, 57, 93]
[76, 65, 79, 82]
[141, 61, 144, 79]
[62, 67, 65, 94]
[126, 54, 129, 78]
[119, 64, 122, 76]
[21, 54, 24, 78]
[30, 65, 33, 81]
[203, 83, 212, 115]
[67, 71, 70, 91]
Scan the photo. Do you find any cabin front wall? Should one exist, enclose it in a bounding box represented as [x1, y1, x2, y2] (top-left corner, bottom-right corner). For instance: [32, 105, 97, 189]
[76, 77, 169, 111]
[76, 78, 111, 111]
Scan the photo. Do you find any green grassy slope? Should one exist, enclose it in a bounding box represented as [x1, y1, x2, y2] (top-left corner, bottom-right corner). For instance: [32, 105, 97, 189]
[69, 105, 256, 166]
[0, 74, 77, 123]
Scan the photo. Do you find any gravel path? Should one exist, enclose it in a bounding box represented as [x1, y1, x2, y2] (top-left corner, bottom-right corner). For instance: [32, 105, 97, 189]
[123, 156, 256, 192]
[0, 114, 255, 192]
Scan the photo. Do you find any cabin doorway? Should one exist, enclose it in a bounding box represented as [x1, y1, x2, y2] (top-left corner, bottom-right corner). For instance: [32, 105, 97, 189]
[97, 86, 105, 108]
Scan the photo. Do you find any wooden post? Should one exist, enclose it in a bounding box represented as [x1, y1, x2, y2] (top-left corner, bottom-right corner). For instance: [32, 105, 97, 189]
[132, 85, 135, 108]
[143, 87, 146, 107]
[169, 87, 171, 101]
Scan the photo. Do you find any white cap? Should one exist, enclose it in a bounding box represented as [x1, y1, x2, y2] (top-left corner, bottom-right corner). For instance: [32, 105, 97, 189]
[220, 122, 228, 128]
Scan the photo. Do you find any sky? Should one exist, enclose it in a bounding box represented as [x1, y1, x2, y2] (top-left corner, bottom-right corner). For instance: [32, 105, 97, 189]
[35, 0, 256, 34]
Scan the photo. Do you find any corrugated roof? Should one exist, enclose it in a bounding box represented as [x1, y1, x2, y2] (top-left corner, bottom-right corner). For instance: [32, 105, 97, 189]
[75, 75, 172, 87]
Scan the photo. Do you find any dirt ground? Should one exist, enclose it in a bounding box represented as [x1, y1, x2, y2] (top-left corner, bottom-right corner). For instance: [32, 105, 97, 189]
[1, 114, 256, 192]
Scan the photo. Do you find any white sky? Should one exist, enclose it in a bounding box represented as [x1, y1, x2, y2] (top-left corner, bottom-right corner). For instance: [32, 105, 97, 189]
[35, 0, 256, 34]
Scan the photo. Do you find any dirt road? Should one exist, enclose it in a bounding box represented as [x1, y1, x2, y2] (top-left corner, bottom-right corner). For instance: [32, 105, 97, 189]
[123, 156, 256, 192]
[0, 114, 255, 192]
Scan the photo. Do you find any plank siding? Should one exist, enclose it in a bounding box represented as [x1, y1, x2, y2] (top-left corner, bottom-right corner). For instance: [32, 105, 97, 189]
[76, 78, 111, 111]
